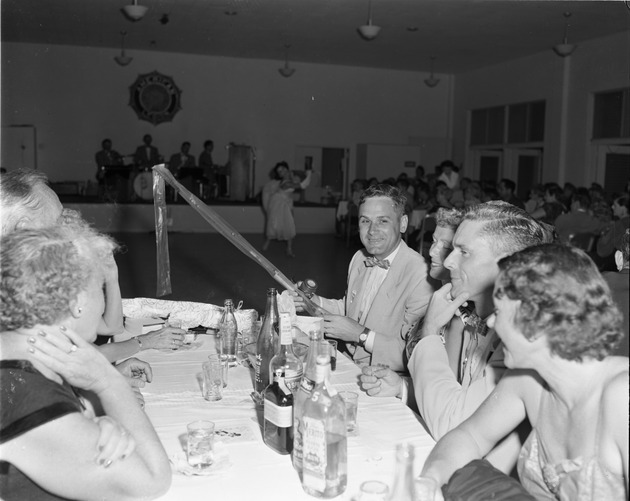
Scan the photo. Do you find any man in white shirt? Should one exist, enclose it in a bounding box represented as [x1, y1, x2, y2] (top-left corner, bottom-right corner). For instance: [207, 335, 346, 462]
[293, 184, 434, 372]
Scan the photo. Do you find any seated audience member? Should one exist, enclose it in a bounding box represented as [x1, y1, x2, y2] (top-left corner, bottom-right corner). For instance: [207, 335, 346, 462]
[561, 181, 577, 208]
[293, 184, 434, 372]
[437, 160, 460, 190]
[0, 169, 186, 361]
[413, 182, 434, 212]
[420, 244, 628, 501]
[168, 141, 196, 174]
[531, 183, 566, 225]
[463, 181, 482, 208]
[597, 194, 630, 259]
[524, 184, 545, 214]
[0, 224, 171, 500]
[589, 183, 613, 224]
[361, 201, 550, 473]
[412, 165, 426, 188]
[496, 178, 525, 210]
[603, 229, 630, 357]
[554, 193, 604, 244]
[350, 178, 367, 207]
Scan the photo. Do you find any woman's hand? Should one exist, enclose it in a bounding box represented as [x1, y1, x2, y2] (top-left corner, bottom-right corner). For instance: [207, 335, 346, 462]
[26, 325, 121, 394]
[360, 365, 403, 397]
[140, 326, 185, 350]
[93, 416, 136, 467]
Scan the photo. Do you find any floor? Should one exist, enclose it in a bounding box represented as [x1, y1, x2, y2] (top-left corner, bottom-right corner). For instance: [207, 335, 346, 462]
[113, 232, 363, 314]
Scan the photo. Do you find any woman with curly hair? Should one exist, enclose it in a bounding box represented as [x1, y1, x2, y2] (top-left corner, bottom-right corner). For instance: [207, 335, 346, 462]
[420, 243, 628, 500]
[0, 224, 171, 500]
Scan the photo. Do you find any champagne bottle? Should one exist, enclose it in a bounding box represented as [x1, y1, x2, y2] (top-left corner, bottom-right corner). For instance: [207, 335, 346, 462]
[255, 288, 279, 396]
[219, 298, 238, 367]
[388, 442, 416, 501]
[269, 312, 303, 393]
[263, 368, 294, 455]
[301, 355, 347, 499]
[292, 328, 326, 474]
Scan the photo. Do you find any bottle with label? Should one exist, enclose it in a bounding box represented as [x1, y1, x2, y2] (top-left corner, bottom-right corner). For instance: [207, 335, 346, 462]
[219, 299, 238, 367]
[301, 355, 347, 499]
[269, 312, 303, 393]
[388, 442, 416, 501]
[263, 368, 294, 455]
[292, 328, 326, 474]
[255, 288, 280, 397]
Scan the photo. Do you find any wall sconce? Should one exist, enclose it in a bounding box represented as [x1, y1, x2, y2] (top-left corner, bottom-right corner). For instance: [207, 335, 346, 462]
[114, 31, 133, 66]
[553, 12, 576, 57]
[424, 56, 440, 88]
[278, 44, 296, 78]
[122, 0, 148, 22]
[357, 0, 381, 41]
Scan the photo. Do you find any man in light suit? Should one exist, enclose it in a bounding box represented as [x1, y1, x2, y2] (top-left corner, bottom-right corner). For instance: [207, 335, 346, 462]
[294, 184, 434, 372]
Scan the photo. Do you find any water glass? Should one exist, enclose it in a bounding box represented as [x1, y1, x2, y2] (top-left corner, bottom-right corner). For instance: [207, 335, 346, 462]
[356, 480, 389, 501]
[339, 391, 359, 436]
[186, 420, 215, 470]
[327, 339, 338, 371]
[415, 477, 439, 501]
[202, 358, 224, 401]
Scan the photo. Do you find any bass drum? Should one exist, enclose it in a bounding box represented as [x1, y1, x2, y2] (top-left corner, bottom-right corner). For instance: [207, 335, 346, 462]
[133, 171, 154, 200]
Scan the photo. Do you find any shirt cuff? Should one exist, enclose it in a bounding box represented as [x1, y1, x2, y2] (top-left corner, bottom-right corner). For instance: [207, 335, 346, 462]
[399, 375, 409, 403]
[364, 330, 376, 354]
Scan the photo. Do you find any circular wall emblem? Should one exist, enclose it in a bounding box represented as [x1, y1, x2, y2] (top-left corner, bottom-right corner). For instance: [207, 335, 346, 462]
[129, 71, 182, 125]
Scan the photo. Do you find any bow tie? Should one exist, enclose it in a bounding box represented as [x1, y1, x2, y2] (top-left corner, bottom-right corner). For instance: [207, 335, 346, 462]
[364, 256, 390, 269]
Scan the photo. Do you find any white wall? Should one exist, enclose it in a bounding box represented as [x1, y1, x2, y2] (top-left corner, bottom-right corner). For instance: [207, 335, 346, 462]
[1, 42, 451, 195]
[451, 32, 629, 186]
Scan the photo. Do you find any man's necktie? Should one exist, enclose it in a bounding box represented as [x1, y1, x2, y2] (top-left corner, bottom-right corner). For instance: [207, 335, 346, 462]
[364, 256, 390, 269]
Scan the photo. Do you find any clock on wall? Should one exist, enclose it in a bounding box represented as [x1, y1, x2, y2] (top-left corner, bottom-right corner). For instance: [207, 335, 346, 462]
[129, 71, 182, 125]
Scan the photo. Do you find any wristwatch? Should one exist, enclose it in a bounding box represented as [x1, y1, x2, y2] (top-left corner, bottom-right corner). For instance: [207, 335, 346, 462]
[358, 327, 370, 349]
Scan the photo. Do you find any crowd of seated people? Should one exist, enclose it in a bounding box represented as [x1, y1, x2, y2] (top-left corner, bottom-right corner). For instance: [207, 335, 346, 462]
[345, 161, 629, 272]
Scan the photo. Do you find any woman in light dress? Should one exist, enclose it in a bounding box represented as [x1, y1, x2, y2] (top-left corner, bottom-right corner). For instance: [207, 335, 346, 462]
[262, 161, 312, 257]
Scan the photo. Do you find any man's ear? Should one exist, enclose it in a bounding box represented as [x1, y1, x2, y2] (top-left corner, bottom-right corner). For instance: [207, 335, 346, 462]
[400, 214, 408, 234]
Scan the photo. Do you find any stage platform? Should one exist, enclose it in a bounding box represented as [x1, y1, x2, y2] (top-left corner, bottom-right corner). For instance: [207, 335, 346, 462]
[64, 201, 336, 234]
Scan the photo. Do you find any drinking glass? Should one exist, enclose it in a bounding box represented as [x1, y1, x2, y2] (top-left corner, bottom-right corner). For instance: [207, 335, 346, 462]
[356, 480, 389, 501]
[415, 476, 439, 501]
[327, 339, 338, 371]
[186, 420, 215, 470]
[339, 391, 359, 436]
[202, 358, 224, 400]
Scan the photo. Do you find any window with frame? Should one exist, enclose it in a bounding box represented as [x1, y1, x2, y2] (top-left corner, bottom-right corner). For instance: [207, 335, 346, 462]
[470, 101, 545, 146]
[593, 88, 630, 139]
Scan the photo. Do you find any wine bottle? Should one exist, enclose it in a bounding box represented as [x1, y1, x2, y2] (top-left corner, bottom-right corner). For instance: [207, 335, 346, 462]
[292, 328, 326, 474]
[301, 355, 347, 499]
[269, 312, 303, 393]
[219, 298, 238, 367]
[388, 442, 416, 501]
[255, 288, 279, 397]
[263, 368, 294, 455]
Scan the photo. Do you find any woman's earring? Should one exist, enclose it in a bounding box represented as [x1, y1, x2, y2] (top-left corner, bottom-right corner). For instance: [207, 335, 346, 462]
[77, 307, 83, 314]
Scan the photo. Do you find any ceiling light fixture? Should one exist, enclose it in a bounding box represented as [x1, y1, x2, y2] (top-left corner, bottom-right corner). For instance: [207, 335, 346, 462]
[553, 12, 576, 57]
[114, 31, 133, 66]
[357, 0, 381, 41]
[278, 44, 296, 78]
[424, 56, 440, 88]
[121, 0, 148, 22]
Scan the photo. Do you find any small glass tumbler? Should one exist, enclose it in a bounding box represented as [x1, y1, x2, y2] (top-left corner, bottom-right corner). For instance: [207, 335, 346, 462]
[202, 358, 224, 400]
[415, 477, 439, 501]
[339, 390, 359, 436]
[356, 480, 390, 501]
[327, 339, 338, 371]
[186, 420, 215, 471]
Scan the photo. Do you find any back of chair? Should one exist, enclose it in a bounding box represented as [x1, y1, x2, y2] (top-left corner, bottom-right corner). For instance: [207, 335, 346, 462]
[417, 214, 437, 256]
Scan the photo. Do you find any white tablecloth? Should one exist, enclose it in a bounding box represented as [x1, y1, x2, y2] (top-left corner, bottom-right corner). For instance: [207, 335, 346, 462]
[136, 318, 435, 500]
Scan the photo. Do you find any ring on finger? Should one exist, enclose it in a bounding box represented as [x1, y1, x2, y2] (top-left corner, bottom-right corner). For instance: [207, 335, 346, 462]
[69, 344, 78, 354]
